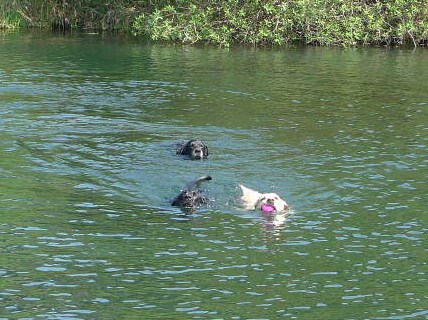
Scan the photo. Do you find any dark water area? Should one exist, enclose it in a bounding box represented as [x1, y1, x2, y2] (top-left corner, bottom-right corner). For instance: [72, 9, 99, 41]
[1, 31, 427, 319]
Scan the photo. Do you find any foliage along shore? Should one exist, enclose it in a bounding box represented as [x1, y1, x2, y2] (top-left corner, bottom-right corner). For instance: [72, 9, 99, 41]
[1, 0, 428, 47]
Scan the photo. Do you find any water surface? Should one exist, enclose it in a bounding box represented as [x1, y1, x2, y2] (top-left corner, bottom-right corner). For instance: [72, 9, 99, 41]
[1, 31, 427, 319]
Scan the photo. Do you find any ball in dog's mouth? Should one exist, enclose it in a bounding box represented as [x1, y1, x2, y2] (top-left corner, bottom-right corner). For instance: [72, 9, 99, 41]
[261, 204, 276, 212]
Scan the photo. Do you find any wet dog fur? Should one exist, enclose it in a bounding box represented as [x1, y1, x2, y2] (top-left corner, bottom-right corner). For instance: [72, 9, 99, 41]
[172, 175, 212, 212]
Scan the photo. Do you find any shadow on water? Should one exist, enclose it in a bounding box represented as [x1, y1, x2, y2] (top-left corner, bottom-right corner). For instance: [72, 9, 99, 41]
[1, 31, 427, 319]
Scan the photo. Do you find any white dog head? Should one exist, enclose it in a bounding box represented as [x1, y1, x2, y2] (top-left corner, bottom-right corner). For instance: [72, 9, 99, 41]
[239, 185, 289, 212]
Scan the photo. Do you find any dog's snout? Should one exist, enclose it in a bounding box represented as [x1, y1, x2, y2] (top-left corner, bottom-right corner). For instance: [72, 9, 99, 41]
[193, 149, 203, 159]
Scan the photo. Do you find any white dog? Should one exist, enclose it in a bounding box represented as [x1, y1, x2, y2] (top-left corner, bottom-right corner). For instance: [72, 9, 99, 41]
[239, 185, 289, 212]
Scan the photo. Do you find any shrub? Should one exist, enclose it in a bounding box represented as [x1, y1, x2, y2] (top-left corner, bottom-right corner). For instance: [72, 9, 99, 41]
[2, 0, 428, 46]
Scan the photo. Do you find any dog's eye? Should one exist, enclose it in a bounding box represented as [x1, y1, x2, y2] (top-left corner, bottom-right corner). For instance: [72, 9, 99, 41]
[260, 196, 266, 201]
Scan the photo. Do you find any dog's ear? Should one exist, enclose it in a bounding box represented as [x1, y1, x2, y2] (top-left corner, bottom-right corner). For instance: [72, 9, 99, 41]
[203, 144, 209, 156]
[240, 184, 261, 197]
[176, 141, 188, 155]
[239, 184, 262, 209]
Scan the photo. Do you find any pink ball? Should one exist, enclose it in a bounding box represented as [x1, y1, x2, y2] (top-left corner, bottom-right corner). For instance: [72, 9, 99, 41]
[261, 204, 276, 212]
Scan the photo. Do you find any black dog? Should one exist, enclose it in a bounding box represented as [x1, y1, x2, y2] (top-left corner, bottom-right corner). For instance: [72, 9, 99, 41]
[172, 175, 212, 212]
[176, 140, 209, 160]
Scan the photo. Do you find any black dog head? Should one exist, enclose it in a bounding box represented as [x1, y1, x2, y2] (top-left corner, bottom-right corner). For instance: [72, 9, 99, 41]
[177, 140, 209, 160]
[171, 175, 212, 213]
[171, 190, 208, 209]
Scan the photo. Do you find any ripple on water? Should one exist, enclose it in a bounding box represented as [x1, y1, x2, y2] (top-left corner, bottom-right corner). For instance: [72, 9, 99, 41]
[1, 36, 427, 320]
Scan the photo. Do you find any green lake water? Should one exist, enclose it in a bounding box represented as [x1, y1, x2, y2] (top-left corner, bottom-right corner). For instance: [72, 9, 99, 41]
[1, 31, 427, 319]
